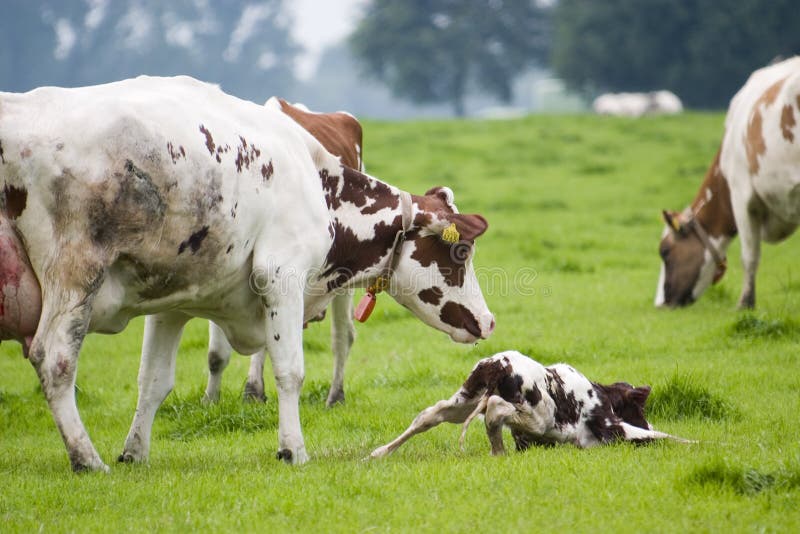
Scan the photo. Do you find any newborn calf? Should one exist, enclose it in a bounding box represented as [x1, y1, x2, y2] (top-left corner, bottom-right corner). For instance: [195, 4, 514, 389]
[370, 351, 690, 458]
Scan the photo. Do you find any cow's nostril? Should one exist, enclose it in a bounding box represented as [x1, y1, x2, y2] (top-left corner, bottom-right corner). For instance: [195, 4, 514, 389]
[489, 319, 495, 332]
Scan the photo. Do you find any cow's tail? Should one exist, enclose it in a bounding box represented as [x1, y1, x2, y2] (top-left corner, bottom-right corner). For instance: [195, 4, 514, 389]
[459, 393, 490, 451]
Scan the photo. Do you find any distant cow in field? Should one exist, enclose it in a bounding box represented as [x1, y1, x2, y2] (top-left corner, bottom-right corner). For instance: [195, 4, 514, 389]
[0, 75, 494, 472]
[656, 56, 800, 308]
[204, 97, 364, 406]
[370, 351, 690, 458]
[593, 91, 683, 117]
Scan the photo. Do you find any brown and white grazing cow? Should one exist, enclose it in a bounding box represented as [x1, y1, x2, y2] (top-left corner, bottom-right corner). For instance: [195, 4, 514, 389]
[0, 75, 494, 472]
[205, 97, 364, 406]
[656, 57, 800, 307]
[370, 351, 690, 458]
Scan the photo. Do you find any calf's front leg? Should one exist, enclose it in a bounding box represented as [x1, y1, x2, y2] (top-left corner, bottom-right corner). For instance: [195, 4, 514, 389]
[484, 395, 515, 456]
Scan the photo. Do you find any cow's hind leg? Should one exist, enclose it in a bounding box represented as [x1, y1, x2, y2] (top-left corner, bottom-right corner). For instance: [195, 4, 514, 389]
[28, 292, 105, 473]
[243, 349, 267, 403]
[369, 390, 480, 459]
[326, 291, 355, 407]
[484, 395, 516, 456]
[620, 422, 696, 444]
[204, 321, 233, 403]
[119, 312, 189, 463]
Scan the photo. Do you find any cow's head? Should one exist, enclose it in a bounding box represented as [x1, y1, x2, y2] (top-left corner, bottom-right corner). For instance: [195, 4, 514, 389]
[655, 209, 727, 307]
[390, 187, 494, 343]
[595, 382, 652, 430]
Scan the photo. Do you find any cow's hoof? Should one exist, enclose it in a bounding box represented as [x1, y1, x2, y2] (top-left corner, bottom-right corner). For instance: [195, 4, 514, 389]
[275, 447, 309, 464]
[369, 446, 389, 459]
[243, 384, 266, 403]
[72, 459, 110, 473]
[325, 388, 345, 407]
[117, 451, 143, 464]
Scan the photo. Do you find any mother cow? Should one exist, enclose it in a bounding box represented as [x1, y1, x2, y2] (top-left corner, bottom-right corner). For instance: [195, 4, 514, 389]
[0, 76, 494, 472]
[656, 57, 800, 307]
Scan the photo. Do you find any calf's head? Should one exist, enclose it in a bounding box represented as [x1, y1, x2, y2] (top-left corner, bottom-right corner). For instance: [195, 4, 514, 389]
[655, 210, 726, 307]
[391, 187, 494, 343]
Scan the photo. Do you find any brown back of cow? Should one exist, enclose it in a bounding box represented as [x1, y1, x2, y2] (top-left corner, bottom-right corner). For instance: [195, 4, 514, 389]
[276, 98, 363, 170]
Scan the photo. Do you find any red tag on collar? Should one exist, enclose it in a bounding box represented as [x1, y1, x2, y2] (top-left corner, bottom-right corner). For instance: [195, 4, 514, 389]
[354, 292, 377, 322]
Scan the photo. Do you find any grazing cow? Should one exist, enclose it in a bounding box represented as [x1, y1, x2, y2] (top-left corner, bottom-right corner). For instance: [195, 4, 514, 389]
[205, 97, 364, 405]
[593, 91, 683, 117]
[370, 351, 690, 458]
[656, 57, 800, 307]
[0, 75, 494, 472]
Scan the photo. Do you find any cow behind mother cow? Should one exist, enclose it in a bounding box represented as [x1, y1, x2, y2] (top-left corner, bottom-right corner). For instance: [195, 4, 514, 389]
[656, 56, 800, 308]
[0, 75, 494, 472]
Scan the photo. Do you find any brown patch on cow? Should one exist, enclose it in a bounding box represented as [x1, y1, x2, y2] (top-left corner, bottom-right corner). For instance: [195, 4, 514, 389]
[335, 167, 398, 213]
[781, 104, 796, 143]
[691, 147, 737, 238]
[199, 124, 215, 155]
[2, 185, 27, 219]
[277, 98, 363, 169]
[178, 226, 209, 255]
[167, 142, 186, 164]
[322, 215, 402, 290]
[439, 301, 481, 338]
[418, 286, 443, 305]
[461, 358, 511, 398]
[235, 136, 261, 173]
[261, 160, 274, 182]
[524, 384, 542, 406]
[320, 169, 340, 209]
[545, 368, 580, 427]
[411, 235, 467, 287]
[746, 77, 787, 175]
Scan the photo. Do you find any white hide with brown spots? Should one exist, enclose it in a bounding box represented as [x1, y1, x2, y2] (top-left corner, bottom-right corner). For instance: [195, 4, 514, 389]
[0, 76, 493, 472]
[656, 56, 800, 308]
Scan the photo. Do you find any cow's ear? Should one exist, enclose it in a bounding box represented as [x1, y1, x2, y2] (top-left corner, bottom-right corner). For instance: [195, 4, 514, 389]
[626, 385, 651, 408]
[425, 186, 456, 209]
[662, 210, 683, 234]
[447, 213, 488, 241]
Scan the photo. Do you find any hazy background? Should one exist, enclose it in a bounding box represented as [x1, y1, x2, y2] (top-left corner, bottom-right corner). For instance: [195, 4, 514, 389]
[1, 0, 798, 118]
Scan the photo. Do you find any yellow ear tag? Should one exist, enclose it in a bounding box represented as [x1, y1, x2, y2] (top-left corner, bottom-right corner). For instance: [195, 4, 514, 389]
[670, 217, 681, 232]
[442, 223, 460, 243]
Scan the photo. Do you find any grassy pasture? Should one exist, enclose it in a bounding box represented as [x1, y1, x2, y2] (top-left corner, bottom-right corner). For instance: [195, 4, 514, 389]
[2, 113, 799, 532]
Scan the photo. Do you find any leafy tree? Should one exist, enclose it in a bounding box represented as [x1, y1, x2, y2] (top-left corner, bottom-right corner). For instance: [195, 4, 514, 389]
[350, 0, 551, 116]
[552, 0, 800, 108]
[0, 0, 299, 102]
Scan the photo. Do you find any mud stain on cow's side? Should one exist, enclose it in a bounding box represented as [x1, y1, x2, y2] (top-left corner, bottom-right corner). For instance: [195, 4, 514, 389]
[781, 104, 796, 142]
[0, 139, 5, 164]
[167, 142, 186, 164]
[178, 226, 210, 255]
[2, 185, 27, 219]
[261, 160, 274, 182]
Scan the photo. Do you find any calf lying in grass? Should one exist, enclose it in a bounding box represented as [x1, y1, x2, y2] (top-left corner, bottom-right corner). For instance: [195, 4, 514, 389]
[370, 351, 692, 458]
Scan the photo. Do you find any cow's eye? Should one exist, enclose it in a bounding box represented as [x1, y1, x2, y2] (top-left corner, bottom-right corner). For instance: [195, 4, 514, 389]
[659, 245, 670, 261]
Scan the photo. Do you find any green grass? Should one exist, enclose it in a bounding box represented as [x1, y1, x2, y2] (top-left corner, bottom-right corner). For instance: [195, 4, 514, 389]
[2, 113, 800, 532]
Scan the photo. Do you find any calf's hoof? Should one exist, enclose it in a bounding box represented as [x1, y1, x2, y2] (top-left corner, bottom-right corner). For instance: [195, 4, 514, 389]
[117, 451, 145, 464]
[368, 446, 390, 459]
[72, 458, 110, 474]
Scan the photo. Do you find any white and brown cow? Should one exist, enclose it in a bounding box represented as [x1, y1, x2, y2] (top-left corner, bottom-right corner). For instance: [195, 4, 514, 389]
[205, 97, 364, 406]
[370, 351, 690, 458]
[0, 75, 494, 472]
[656, 57, 800, 307]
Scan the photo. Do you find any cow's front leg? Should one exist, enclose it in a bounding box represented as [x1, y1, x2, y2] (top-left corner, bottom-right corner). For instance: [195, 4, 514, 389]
[204, 321, 233, 403]
[28, 296, 105, 473]
[735, 198, 762, 309]
[119, 312, 188, 463]
[326, 291, 355, 407]
[264, 282, 308, 464]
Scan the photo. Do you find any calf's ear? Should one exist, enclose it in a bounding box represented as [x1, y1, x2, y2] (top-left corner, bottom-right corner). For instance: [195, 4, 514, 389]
[626, 385, 651, 408]
[448, 213, 488, 241]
